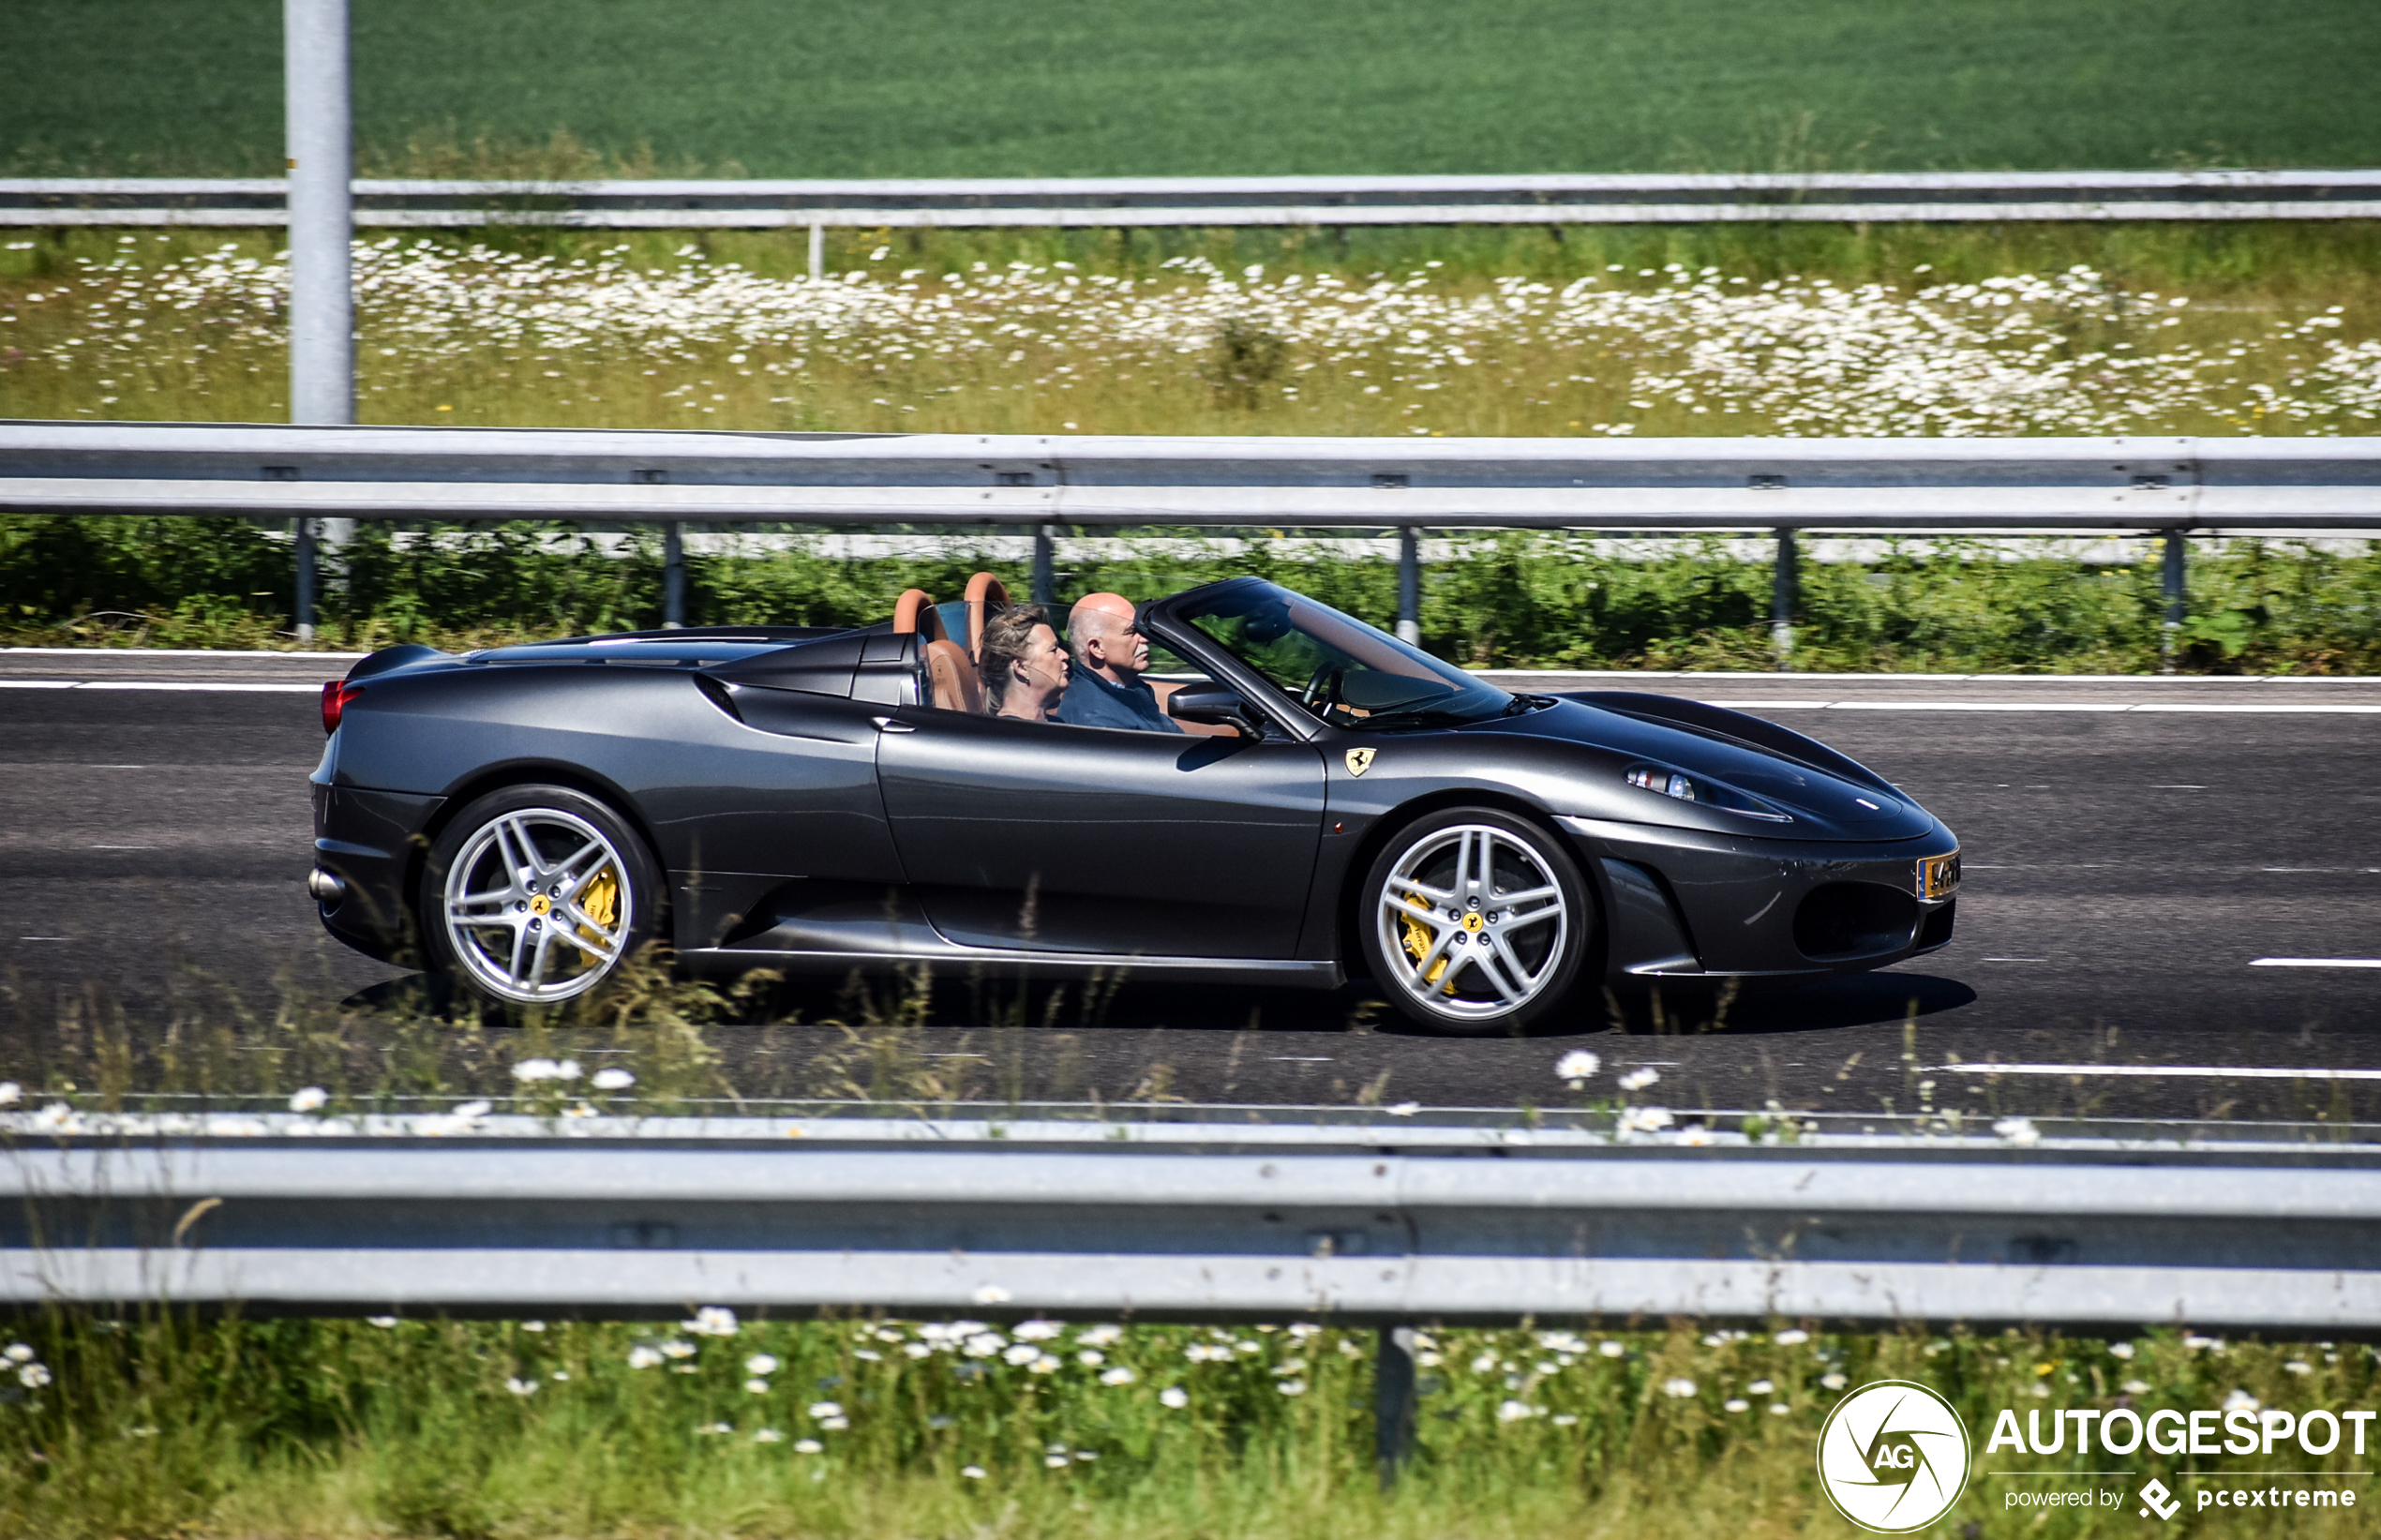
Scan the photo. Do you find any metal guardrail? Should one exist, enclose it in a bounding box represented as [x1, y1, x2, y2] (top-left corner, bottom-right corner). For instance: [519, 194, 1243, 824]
[7, 171, 2381, 231]
[6, 423, 2378, 640]
[8, 425, 2379, 529]
[5, 1120, 2380, 1330]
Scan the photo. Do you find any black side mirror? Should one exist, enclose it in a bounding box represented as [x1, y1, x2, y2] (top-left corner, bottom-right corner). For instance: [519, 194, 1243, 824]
[1167, 680, 1264, 740]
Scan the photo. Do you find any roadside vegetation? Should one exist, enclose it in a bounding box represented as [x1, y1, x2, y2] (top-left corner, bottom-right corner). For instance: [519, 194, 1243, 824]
[0, 1305, 2367, 1540]
[6, 517, 2381, 675]
[6, 223, 2378, 439]
[3, 222, 2378, 673]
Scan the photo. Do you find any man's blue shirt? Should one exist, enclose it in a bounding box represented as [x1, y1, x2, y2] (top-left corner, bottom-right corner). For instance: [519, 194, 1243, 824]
[1056, 667, 1184, 733]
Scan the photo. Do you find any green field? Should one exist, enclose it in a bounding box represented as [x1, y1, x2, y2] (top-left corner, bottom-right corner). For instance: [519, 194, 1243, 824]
[7, 0, 2381, 178]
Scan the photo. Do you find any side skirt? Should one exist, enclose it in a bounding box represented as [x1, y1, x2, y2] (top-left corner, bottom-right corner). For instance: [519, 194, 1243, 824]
[680, 945, 1343, 990]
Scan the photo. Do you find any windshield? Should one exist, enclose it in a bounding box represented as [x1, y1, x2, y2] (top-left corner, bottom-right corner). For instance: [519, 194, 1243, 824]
[1176, 580, 1516, 730]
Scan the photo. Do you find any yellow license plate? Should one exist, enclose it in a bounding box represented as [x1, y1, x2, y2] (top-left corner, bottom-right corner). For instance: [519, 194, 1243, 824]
[1917, 851, 1961, 901]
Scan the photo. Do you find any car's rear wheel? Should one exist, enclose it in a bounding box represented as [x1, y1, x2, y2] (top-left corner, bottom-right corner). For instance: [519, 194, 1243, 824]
[420, 785, 662, 1009]
[1358, 807, 1594, 1036]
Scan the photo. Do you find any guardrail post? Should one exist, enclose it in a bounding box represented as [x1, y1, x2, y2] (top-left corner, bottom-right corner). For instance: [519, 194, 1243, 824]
[292, 517, 318, 641]
[2161, 529, 2187, 672]
[284, 0, 352, 427]
[663, 521, 686, 628]
[1771, 527, 1798, 671]
[1396, 526, 1421, 644]
[808, 222, 825, 282]
[1033, 523, 1056, 606]
[1375, 1324, 1418, 1487]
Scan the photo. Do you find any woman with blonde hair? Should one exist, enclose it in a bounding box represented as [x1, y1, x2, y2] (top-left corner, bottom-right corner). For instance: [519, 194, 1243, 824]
[977, 603, 1070, 722]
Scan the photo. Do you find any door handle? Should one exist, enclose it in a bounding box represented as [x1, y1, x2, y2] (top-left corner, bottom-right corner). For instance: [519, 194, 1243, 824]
[872, 716, 917, 733]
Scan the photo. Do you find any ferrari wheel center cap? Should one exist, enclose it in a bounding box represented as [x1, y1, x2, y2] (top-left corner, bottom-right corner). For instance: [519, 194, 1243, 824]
[529, 894, 552, 917]
[1462, 912, 1484, 933]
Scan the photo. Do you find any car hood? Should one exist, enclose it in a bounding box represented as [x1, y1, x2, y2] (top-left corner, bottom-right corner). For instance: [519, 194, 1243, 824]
[1451, 695, 1939, 843]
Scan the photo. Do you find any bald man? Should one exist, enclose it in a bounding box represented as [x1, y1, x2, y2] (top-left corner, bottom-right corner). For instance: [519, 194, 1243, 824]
[1055, 591, 1184, 733]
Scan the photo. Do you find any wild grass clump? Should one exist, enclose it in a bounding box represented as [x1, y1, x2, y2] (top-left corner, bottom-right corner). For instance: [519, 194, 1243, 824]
[0, 1308, 2365, 1539]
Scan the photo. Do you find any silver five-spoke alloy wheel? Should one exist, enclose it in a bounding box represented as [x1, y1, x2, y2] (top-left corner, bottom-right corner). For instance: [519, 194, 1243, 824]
[1375, 821, 1570, 1025]
[442, 807, 635, 1004]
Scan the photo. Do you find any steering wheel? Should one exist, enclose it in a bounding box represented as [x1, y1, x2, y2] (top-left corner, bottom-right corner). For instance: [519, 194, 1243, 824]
[1300, 663, 1346, 714]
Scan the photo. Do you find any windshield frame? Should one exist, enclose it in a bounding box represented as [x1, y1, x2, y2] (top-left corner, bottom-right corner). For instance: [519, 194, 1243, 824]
[1148, 576, 1516, 735]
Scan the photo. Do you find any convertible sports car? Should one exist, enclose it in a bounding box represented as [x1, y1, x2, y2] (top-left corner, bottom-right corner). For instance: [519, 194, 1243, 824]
[308, 575, 1958, 1034]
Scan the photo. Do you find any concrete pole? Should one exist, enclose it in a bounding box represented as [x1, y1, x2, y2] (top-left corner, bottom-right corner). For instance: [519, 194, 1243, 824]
[285, 0, 353, 641]
[808, 222, 825, 282]
[1396, 526, 1421, 645]
[663, 522, 687, 628]
[1374, 1324, 1417, 1487]
[285, 0, 353, 426]
[1771, 527, 1799, 671]
[1032, 524, 1056, 606]
[2161, 529, 2187, 673]
[293, 517, 320, 644]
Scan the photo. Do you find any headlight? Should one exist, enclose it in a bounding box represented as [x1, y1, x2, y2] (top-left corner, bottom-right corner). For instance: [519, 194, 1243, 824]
[1626, 766, 1700, 800]
[1624, 764, 1793, 823]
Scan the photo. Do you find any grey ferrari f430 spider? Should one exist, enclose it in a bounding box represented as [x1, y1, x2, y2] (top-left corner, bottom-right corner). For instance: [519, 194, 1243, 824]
[310, 575, 1957, 1033]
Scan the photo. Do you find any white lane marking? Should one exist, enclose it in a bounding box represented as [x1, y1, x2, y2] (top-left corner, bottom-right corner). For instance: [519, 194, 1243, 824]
[1981, 956, 2047, 962]
[1708, 699, 2381, 714]
[89, 764, 148, 769]
[2252, 957, 2381, 968]
[2141, 703, 2381, 714]
[2150, 784, 2208, 789]
[16, 936, 69, 942]
[91, 845, 151, 850]
[1498, 668, 2381, 685]
[1940, 1062, 2381, 1081]
[2263, 867, 2381, 874]
[0, 680, 322, 694]
[1268, 1055, 1333, 1063]
[2, 647, 365, 659]
[81, 680, 324, 693]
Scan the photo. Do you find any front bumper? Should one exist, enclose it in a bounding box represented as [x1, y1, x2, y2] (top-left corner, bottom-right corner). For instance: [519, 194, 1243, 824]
[1558, 813, 1959, 980]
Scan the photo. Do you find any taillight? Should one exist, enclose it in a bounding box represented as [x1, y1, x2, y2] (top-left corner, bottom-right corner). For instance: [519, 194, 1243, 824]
[322, 680, 363, 735]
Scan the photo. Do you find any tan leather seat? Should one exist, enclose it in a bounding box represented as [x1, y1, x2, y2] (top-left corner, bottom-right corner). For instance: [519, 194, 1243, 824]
[892, 588, 936, 637]
[963, 572, 1010, 664]
[894, 586, 986, 712]
[925, 638, 983, 713]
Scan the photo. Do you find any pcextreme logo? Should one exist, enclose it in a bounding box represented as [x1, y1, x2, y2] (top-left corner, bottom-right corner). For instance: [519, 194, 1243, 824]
[1817, 1380, 1972, 1533]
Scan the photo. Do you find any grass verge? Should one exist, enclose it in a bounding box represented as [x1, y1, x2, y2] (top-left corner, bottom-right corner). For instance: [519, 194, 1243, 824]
[0, 1289, 2367, 1536]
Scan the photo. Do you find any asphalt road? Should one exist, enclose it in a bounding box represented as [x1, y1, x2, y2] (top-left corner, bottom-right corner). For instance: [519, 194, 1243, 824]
[3, 649, 2378, 1129]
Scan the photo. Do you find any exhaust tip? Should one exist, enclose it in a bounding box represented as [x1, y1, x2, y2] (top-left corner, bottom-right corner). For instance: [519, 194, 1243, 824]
[307, 868, 348, 905]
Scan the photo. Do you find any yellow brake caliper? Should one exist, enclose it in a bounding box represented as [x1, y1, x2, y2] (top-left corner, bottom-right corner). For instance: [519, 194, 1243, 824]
[575, 865, 621, 963]
[1400, 894, 1455, 993]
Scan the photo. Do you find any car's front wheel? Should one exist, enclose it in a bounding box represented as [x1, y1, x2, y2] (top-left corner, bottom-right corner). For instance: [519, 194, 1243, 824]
[1358, 807, 1594, 1035]
[420, 785, 662, 1009]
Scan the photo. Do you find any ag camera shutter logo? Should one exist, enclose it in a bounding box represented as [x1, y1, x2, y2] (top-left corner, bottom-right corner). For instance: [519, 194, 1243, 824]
[1816, 1380, 1971, 1533]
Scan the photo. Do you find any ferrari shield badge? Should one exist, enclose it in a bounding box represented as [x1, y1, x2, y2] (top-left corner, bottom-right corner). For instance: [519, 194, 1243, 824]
[1344, 748, 1376, 777]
